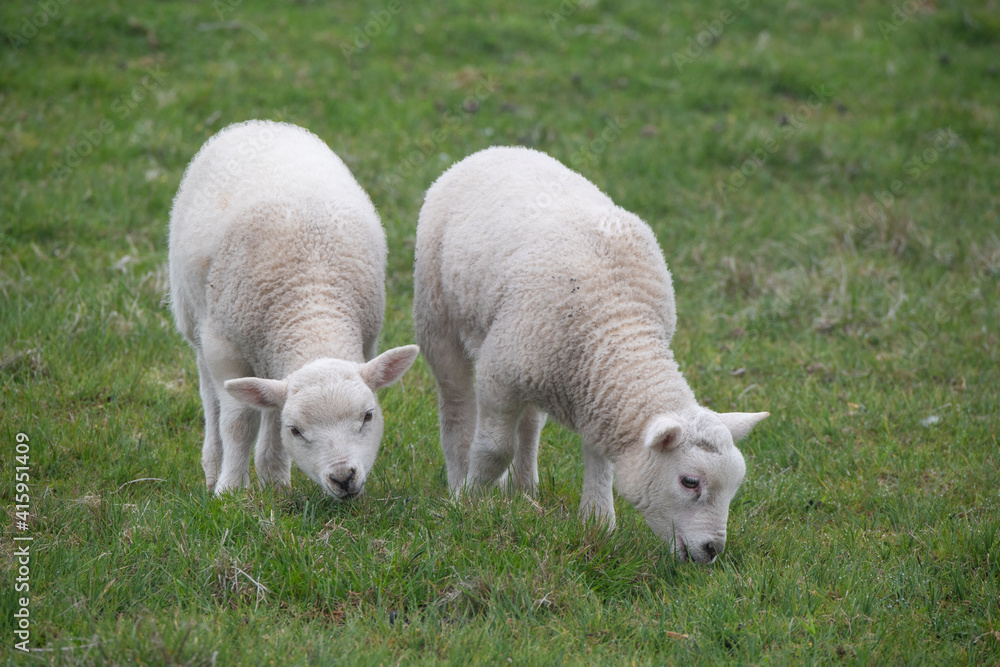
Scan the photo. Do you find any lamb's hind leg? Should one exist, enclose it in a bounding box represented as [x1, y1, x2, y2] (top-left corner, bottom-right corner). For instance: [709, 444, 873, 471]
[197, 352, 223, 493]
[510, 407, 546, 495]
[424, 337, 477, 493]
[465, 362, 521, 492]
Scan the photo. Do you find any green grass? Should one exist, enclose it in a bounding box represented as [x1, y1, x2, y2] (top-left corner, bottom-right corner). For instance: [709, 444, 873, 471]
[2, 0, 999, 663]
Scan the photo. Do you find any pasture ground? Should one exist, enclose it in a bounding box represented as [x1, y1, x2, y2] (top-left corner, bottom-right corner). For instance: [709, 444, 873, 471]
[2, 0, 998, 664]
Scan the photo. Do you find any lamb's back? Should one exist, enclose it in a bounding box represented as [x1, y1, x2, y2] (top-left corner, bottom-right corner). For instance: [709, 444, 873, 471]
[418, 147, 676, 355]
[170, 121, 374, 251]
[207, 197, 385, 372]
[168, 121, 385, 356]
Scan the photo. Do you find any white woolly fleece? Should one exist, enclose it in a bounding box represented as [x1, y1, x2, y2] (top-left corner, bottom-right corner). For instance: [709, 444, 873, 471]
[169, 120, 417, 498]
[170, 120, 386, 372]
[414, 146, 768, 563]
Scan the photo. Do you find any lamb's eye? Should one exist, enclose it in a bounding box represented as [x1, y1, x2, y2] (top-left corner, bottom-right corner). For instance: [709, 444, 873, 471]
[680, 476, 700, 490]
[363, 410, 374, 423]
[289, 426, 302, 438]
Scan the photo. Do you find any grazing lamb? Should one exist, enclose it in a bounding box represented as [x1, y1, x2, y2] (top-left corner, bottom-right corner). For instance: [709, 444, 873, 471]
[413, 146, 768, 563]
[169, 120, 418, 498]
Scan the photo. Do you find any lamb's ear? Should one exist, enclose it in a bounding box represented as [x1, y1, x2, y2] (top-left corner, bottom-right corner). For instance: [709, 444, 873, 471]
[644, 415, 683, 454]
[224, 377, 288, 410]
[360, 345, 420, 391]
[717, 411, 769, 441]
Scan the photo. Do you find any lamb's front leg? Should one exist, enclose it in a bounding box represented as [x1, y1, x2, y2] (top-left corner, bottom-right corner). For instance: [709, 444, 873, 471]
[215, 395, 260, 494]
[255, 410, 290, 488]
[579, 443, 616, 529]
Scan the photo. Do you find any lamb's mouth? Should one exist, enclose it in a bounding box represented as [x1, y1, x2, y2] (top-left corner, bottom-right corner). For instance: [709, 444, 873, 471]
[326, 484, 364, 500]
[674, 535, 690, 562]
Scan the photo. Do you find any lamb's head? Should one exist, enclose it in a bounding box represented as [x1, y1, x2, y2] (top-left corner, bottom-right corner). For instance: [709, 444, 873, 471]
[614, 408, 768, 564]
[224, 345, 419, 499]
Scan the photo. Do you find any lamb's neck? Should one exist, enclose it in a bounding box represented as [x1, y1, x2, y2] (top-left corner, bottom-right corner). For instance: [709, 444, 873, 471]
[262, 306, 365, 379]
[575, 335, 697, 460]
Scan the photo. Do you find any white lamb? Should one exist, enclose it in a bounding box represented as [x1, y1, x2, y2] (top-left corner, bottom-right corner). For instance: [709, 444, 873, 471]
[413, 146, 768, 563]
[169, 120, 418, 497]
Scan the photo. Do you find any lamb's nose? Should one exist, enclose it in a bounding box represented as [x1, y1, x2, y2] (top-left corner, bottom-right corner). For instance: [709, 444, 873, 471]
[328, 468, 357, 494]
[703, 540, 722, 561]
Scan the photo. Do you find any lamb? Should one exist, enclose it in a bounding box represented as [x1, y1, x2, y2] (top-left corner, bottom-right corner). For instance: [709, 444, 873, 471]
[413, 146, 768, 563]
[169, 120, 418, 498]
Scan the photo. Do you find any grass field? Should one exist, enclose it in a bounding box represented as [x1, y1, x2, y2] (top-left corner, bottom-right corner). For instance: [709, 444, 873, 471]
[2, 0, 999, 663]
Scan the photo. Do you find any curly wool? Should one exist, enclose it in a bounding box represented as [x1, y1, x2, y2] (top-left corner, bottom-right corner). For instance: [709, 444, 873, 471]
[169, 120, 386, 376]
